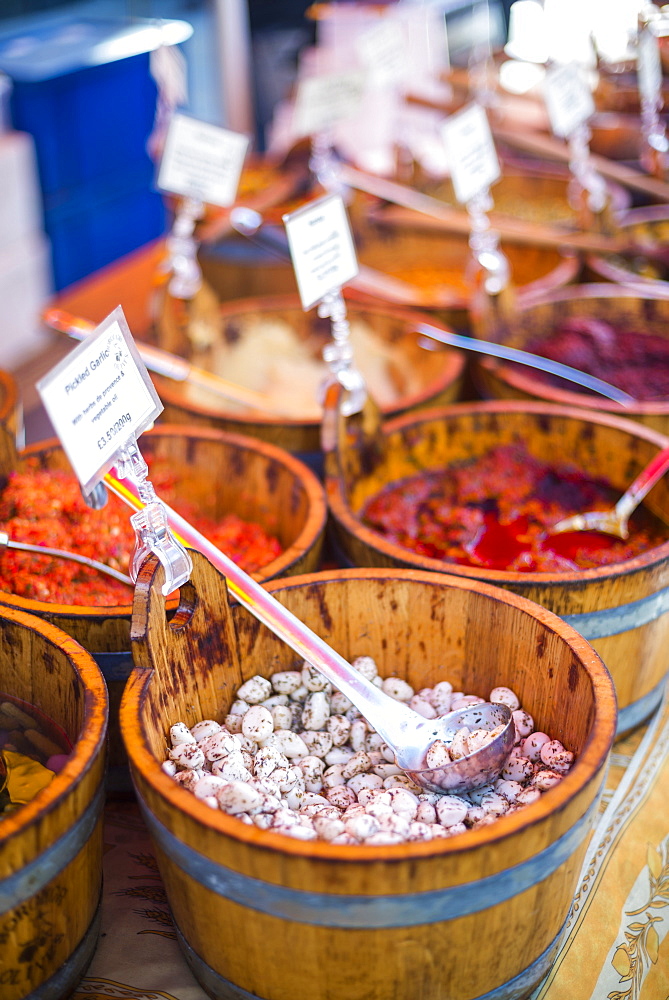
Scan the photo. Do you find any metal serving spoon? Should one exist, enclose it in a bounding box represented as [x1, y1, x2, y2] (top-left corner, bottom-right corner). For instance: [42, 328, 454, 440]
[550, 443, 669, 539]
[416, 322, 634, 406]
[104, 473, 515, 793]
[0, 530, 133, 586]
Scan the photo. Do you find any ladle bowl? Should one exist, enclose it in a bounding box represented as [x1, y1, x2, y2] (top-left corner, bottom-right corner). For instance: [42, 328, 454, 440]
[400, 702, 514, 793]
[550, 441, 669, 539]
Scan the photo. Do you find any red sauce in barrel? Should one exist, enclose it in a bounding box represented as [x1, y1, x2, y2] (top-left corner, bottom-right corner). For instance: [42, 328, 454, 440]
[0, 464, 283, 605]
[361, 444, 667, 572]
[523, 317, 669, 400]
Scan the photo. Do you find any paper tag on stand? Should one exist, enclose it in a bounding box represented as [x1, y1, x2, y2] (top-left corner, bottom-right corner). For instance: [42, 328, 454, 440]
[543, 62, 594, 138]
[440, 103, 501, 204]
[292, 70, 367, 138]
[283, 194, 359, 310]
[36, 307, 163, 494]
[156, 112, 250, 207]
[638, 26, 663, 107]
[355, 19, 405, 87]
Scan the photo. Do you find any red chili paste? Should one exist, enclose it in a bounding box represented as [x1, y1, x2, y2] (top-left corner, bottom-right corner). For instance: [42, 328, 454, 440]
[0, 465, 283, 605]
[523, 317, 669, 400]
[361, 444, 667, 572]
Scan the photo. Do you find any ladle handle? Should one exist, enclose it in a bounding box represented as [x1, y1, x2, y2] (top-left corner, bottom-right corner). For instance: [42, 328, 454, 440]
[615, 444, 669, 521]
[416, 322, 635, 405]
[105, 474, 422, 751]
[0, 530, 133, 586]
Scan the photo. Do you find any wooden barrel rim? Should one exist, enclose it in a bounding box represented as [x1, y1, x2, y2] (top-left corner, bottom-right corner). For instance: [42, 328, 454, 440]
[156, 293, 467, 428]
[326, 399, 669, 586]
[0, 603, 108, 842]
[0, 423, 327, 620]
[121, 565, 616, 864]
[363, 206, 581, 309]
[587, 205, 669, 292]
[479, 284, 669, 416]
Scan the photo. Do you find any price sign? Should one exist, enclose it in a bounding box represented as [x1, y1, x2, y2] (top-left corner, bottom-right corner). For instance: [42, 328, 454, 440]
[157, 112, 249, 207]
[441, 103, 500, 204]
[292, 70, 367, 138]
[638, 26, 663, 107]
[356, 19, 405, 86]
[543, 62, 594, 138]
[36, 307, 163, 494]
[283, 194, 359, 310]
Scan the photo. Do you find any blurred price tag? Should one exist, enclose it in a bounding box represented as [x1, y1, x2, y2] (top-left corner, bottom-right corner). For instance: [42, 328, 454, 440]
[356, 19, 405, 86]
[293, 70, 366, 137]
[638, 26, 663, 106]
[157, 112, 249, 207]
[283, 194, 359, 310]
[441, 103, 500, 204]
[543, 62, 594, 138]
[36, 307, 163, 493]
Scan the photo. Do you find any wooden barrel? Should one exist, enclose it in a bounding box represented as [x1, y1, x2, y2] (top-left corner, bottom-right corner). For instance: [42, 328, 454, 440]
[0, 424, 326, 791]
[586, 205, 669, 294]
[471, 283, 669, 436]
[324, 396, 669, 734]
[416, 161, 630, 233]
[154, 294, 466, 457]
[120, 553, 616, 1000]
[0, 604, 107, 999]
[356, 205, 580, 310]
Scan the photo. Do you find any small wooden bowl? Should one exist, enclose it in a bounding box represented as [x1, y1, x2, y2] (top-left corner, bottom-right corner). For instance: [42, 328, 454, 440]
[324, 395, 669, 733]
[472, 283, 669, 436]
[0, 604, 107, 999]
[120, 553, 616, 1000]
[154, 294, 466, 456]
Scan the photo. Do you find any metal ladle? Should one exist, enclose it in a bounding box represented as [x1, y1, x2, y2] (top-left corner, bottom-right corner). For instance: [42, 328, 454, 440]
[0, 530, 133, 586]
[104, 474, 515, 793]
[416, 323, 635, 406]
[550, 442, 669, 538]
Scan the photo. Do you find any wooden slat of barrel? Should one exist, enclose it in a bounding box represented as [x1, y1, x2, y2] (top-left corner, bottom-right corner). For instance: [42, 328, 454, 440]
[121, 552, 616, 1000]
[0, 369, 22, 479]
[0, 605, 107, 999]
[323, 395, 669, 735]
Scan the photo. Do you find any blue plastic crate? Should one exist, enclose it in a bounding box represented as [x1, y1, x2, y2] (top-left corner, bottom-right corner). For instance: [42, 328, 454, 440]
[44, 166, 166, 289]
[9, 51, 158, 196]
[0, 16, 190, 288]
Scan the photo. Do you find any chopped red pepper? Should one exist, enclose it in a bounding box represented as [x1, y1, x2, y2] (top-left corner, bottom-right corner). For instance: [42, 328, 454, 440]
[0, 462, 283, 605]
